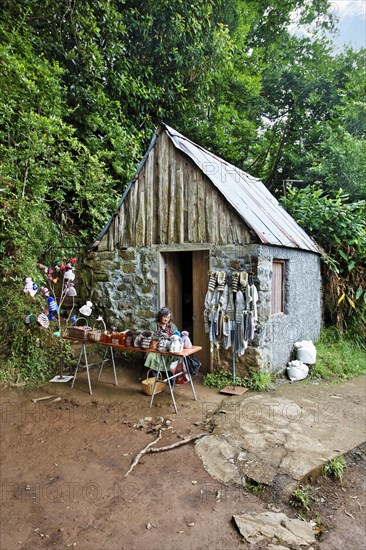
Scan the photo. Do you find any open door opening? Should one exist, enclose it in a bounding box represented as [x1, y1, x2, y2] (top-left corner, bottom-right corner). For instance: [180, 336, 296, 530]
[160, 250, 211, 372]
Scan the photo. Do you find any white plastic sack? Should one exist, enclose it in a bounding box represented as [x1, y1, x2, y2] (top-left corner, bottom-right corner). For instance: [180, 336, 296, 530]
[287, 360, 309, 382]
[294, 340, 316, 365]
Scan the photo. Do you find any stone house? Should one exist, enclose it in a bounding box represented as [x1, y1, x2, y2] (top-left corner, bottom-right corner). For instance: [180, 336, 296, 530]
[81, 123, 322, 375]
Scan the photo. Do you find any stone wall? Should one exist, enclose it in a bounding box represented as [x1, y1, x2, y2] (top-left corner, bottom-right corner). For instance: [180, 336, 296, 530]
[256, 245, 322, 374]
[80, 248, 160, 329]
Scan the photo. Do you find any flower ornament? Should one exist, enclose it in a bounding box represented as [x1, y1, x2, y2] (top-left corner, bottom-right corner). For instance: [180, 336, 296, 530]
[47, 267, 55, 282]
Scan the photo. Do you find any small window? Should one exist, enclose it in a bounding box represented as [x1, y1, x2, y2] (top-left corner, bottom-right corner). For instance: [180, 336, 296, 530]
[271, 260, 285, 314]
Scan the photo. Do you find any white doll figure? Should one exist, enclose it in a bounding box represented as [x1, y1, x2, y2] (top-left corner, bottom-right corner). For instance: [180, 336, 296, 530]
[169, 333, 183, 353]
[37, 312, 49, 329]
[64, 263, 75, 281]
[23, 277, 38, 298]
[40, 286, 50, 297]
[181, 330, 192, 349]
[65, 282, 77, 297]
[79, 301, 93, 316]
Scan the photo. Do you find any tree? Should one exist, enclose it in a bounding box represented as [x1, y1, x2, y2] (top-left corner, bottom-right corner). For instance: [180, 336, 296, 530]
[245, 34, 366, 199]
[281, 187, 366, 345]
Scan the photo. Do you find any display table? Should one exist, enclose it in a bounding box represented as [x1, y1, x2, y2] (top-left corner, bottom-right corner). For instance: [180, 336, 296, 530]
[148, 346, 201, 413]
[63, 336, 201, 412]
[64, 336, 118, 395]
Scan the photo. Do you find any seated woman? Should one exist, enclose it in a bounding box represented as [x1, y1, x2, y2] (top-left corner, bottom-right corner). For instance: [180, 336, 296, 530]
[144, 307, 178, 372]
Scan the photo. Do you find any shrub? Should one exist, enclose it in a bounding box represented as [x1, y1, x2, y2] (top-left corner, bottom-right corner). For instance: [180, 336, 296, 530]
[203, 370, 246, 389]
[290, 485, 314, 510]
[244, 370, 272, 391]
[281, 187, 366, 346]
[322, 456, 345, 481]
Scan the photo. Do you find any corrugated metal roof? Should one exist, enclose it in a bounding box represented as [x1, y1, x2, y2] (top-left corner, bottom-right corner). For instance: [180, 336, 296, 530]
[95, 123, 320, 254]
[163, 124, 320, 253]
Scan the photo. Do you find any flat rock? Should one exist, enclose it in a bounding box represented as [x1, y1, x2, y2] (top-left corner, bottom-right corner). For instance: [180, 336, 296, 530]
[195, 376, 366, 499]
[233, 511, 316, 546]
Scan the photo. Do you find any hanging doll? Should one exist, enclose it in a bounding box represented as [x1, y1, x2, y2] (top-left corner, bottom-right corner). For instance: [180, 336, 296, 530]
[37, 312, 49, 329]
[79, 301, 93, 316]
[65, 282, 77, 297]
[23, 277, 38, 298]
[46, 296, 59, 313]
[64, 263, 75, 281]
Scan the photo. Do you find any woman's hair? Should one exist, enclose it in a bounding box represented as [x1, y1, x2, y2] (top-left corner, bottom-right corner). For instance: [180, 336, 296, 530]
[156, 307, 172, 322]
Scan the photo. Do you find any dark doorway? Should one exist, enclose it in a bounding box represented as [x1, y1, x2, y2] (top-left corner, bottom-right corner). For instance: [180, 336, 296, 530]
[181, 253, 193, 335]
[161, 249, 211, 372]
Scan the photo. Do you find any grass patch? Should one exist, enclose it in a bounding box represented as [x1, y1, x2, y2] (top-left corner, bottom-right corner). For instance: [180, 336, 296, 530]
[203, 369, 246, 390]
[322, 456, 346, 481]
[244, 370, 272, 391]
[310, 328, 366, 381]
[203, 369, 272, 391]
[290, 485, 314, 511]
[246, 481, 266, 495]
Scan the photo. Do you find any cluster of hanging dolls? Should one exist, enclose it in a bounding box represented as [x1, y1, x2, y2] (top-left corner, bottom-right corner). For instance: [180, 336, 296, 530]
[22, 258, 91, 332]
[204, 269, 258, 356]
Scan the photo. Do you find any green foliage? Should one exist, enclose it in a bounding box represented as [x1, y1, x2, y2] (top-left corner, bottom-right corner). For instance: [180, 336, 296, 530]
[246, 481, 265, 495]
[281, 187, 366, 343]
[290, 485, 314, 511]
[202, 369, 272, 391]
[243, 370, 273, 392]
[322, 456, 345, 481]
[249, 36, 366, 196]
[281, 187, 366, 258]
[0, 28, 119, 247]
[310, 329, 366, 381]
[203, 369, 232, 389]
[0, 251, 78, 385]
[202, 369, 246, 390]
[1, 329, 60, 385]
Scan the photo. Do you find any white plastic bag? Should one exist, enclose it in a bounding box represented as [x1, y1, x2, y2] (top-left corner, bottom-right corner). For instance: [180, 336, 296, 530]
[294, 340, 316, 365]
[287, 360, 309, 382]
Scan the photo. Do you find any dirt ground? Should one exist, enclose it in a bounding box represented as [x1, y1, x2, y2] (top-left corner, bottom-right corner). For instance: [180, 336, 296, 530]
[1, 358, 365, 550]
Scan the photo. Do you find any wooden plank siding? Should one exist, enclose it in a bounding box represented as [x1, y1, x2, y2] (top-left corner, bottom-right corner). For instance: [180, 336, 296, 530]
[271, 260, 285, 314]
[103, 132, 253, 250]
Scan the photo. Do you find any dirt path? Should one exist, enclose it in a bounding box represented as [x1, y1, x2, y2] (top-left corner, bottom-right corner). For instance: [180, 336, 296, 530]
[1, 365, 365, 549]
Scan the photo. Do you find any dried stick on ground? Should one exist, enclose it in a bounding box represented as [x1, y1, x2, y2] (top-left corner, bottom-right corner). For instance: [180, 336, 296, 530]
[124, 432, 207, 476]
[147, 432, 206, 453]
[125, 429, 162, 476]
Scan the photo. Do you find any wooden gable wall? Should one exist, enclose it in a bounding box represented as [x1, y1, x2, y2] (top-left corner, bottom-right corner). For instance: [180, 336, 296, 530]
[99, 130, 253, 250]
